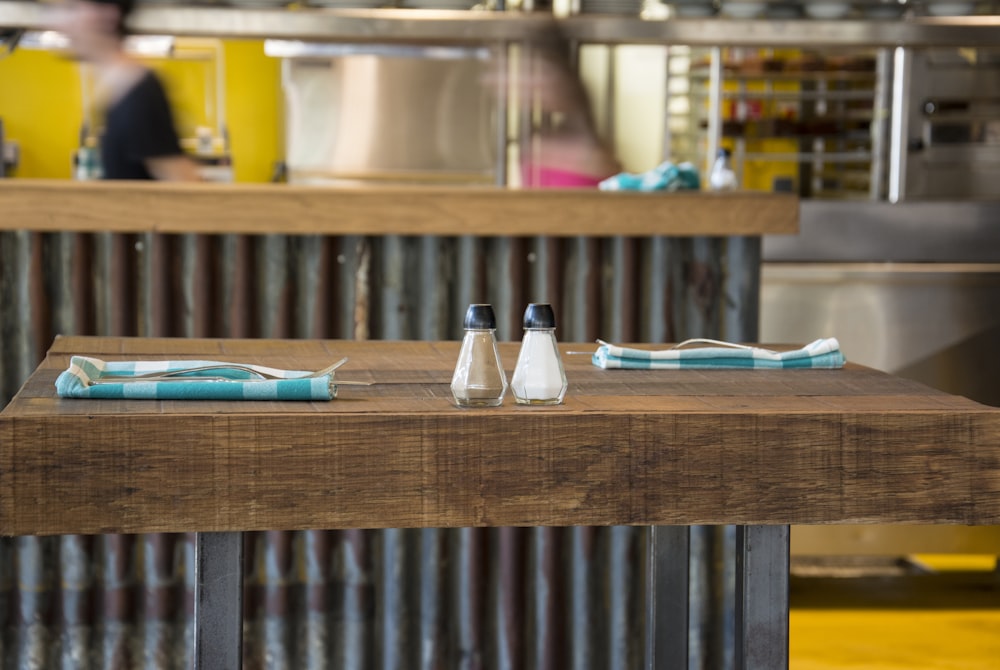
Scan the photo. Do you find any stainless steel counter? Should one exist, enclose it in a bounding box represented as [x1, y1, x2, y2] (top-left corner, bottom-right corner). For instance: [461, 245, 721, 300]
[762, 200, 1000, 407]
[764, 200, 1000, 263]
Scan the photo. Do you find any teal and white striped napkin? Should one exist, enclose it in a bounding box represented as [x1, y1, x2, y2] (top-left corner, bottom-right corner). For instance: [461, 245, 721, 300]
[598, 160, 701, 192]
[56, 356, 336, 401]
[592, 338, 845, 370]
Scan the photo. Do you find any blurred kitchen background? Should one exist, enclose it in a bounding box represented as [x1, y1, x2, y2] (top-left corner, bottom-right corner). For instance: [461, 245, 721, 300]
[2, 1, 999, 667]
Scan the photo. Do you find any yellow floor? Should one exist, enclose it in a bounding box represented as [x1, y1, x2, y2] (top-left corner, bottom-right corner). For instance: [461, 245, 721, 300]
[791, 609, 1000, 670]
[789, 559, 1000, 670]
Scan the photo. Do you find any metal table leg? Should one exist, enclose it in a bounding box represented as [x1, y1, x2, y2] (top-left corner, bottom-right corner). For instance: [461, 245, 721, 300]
[646, 526, 690, 670]
[193, 531, 244, 670]
[735, 525, 790, 670]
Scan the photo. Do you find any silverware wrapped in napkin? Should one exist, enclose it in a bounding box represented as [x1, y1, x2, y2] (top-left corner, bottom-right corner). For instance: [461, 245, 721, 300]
[56, 356, 369, 401]
[591, 338, 846, 370]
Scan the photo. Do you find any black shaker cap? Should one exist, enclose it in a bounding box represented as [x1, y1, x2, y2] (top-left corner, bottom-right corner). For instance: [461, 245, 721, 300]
[523, 303, 556, 329]
[464, 304, 497, 330]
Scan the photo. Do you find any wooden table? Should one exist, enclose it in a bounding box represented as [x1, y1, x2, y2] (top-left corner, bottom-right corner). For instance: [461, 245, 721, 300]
[3, 336, 999, 669]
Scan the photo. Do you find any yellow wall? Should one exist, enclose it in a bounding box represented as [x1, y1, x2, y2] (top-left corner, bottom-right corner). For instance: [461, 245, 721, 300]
[221, 40, 282, 183]
[0, 39, 281, 182]
[0, 49, 83, 178]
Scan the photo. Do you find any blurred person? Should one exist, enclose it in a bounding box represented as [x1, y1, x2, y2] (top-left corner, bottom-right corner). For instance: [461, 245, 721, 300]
[489, 39, 620, 188]
[522, 44, 620, 188]
[53, 0, 198, 180]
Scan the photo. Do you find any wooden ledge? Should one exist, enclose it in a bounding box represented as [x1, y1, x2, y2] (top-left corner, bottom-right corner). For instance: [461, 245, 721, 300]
[0, 179, 798, 237]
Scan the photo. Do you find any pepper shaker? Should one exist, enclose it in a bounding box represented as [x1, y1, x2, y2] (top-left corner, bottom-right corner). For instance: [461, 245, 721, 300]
[451, 304, 508, 407]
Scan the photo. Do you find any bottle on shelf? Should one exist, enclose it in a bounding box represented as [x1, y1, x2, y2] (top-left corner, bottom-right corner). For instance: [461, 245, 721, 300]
[74, 136, 103, 181]
[709, 147, 737, 191]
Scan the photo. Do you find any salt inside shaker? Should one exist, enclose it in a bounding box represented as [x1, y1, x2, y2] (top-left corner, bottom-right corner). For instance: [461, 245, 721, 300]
[451, 304, 508, 407]
[510, 303, 567, 405]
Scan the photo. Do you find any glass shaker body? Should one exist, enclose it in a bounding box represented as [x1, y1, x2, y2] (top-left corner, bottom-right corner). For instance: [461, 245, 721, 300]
[452, 304, 507, 407]
[451, 328, 508, 407]
[511, 327, 567, 405]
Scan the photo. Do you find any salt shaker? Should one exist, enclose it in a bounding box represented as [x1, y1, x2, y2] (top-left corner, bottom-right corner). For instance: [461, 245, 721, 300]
[451, 304, 508, 407]
[510, 303, 567, 405]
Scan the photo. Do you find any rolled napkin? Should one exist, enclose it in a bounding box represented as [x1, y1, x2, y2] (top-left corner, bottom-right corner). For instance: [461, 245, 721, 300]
[592, 338, 846, 370]
[56, 356, 336, 401]
[598, 160, 701, 192]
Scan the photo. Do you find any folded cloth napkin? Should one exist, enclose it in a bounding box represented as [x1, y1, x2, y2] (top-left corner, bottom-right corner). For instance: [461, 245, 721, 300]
[592, 338, 846, 370]
[55, 356, 336, 401]
[598, 161, 701, 192]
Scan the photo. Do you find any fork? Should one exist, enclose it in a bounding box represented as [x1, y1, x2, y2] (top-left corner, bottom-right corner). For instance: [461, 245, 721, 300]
[95, 358, 371, 385]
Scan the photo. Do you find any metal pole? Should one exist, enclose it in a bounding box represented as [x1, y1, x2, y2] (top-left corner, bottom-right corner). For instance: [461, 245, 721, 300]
[870, 48, 892, 201]
[192, 531, 244, 670]
[888, 47, 911, 203]
[645, 526, 689, 670]
[605, 45, 617, 148]
[706, 46, 723, 178]
[495, 40, 509, 187]
[734, 525, 790, 670]
[662, 47, 672, 161]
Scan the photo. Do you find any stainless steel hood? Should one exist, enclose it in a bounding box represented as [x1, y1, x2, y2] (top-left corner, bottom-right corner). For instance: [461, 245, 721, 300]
[276, 42, 497, 185]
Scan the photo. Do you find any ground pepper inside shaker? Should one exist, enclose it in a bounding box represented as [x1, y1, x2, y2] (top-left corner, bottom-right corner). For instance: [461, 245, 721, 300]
[510, 303, 567, 405]
[451, 304, 508, 407]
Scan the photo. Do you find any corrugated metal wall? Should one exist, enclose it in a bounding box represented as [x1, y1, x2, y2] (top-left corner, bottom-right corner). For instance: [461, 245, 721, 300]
[0, 230, 759, 669]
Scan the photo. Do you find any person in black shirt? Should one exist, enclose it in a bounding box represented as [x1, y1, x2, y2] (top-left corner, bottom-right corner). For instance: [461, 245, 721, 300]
[54, 0, 198, 180]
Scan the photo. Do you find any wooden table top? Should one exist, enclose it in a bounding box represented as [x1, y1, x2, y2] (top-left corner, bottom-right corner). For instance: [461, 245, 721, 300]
[2, 336, 998, 536]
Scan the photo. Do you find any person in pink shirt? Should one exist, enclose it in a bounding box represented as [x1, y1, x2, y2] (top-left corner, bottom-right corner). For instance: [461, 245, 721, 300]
[491, 39, 620, 189]
[523, 44, 619, 188]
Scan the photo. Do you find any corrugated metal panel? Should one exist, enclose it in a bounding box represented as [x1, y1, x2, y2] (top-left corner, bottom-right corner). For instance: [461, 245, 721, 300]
[0, 230, 760, 669]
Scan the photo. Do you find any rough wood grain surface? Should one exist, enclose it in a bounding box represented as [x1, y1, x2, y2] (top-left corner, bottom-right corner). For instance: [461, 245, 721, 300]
[2, 336, 998, 536]
[0, 180, 798, 237]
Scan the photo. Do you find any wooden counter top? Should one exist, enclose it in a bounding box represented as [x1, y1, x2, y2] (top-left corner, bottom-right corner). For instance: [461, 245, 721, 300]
[3, 335, 997, 536]
[0, 180, 798, 237]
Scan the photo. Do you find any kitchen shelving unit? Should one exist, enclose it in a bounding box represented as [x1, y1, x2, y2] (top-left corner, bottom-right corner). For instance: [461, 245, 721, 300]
[675, 51, 884, 198]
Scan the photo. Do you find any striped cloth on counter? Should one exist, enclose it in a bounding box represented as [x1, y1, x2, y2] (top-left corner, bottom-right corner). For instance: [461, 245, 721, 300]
[55, 356, 335, 401]
[592, 338, 846, 370]
[598, 160, 701, 192]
